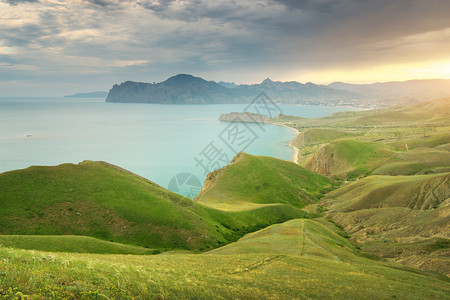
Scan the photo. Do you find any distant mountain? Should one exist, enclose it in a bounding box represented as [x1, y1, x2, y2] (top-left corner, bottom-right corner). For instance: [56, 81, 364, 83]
[329, 79, 450, 103]
[65, 91, 108, 98]
[106, 74, 450, 107]
[106, 74, 239, 104]
[106, 74, 361, 105]
[234, 78, 359, 103]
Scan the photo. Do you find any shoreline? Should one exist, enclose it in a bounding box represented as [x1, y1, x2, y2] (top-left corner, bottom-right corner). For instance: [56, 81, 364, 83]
[269, 122, 300, 164]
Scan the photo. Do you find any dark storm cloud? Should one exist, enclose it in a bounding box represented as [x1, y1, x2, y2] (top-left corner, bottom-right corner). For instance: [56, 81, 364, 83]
[4, 0, 39, 5]
[274, 0, 348, 12]
[138, 0, 276, 24]
[84, 0, 133, 9]
[135, 0, 450, 54]
[273, 0, 450, 38]
[138, 0, 174, 12]
[1, 24, 46, 46]
[86, 0, 113, 6]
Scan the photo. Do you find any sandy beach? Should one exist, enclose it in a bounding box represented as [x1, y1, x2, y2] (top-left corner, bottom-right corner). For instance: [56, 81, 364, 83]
[269, 122, 300, 164]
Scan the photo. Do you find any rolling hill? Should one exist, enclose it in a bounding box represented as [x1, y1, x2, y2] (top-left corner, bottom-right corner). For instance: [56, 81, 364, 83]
[0, 160, 229, 250]
[326, 173, 449, 212]
[302, 139, 393, 179]
[0, 235, 153, 255]
[323, 173, 450, 276]
[0, 154, 335, 252]
[195, 152, 336, 209]
[1, 218, 448, 299]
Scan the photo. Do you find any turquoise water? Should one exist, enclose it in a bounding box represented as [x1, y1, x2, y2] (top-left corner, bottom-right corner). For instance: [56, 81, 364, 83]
[0, 98, 356, 197]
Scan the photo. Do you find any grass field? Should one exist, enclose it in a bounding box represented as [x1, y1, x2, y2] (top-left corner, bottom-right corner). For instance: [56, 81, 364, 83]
[0, 235, 154, 255]
[1, 219, 449, 299]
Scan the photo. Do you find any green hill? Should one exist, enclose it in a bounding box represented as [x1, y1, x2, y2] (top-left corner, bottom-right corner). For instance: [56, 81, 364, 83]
[371, 146, 450, 175]
[1, 219, 449, 299]
[196, 152, 336, 208]
[191, 153, 336, 241]
[356, 97, 450, 124]
[292, 128, 354, 147]
[388, 132, 450, 150]
[209, 219, 357, 258]
[303, 139, 392, 179]
[301, 137, 449, 179]
[0, 235, 153, 255]
[0, 156, 333, 252]
[274, 97, 450, 130]
[0, 161, 229, 250]
[326, 173, 449, 212]
[324, 173, 450, 276]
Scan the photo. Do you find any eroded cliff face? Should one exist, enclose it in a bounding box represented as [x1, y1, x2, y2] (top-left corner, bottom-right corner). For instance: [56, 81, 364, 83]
[303, 144, 340, 177]
[197, 152, 246, 194]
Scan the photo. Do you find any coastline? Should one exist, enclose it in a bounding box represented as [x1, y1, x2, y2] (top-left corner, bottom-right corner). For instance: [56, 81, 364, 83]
[269, 122, 300, 164]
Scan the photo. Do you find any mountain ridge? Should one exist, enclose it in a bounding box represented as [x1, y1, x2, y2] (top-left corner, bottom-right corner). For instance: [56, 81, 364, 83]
[105, 73, 360, 105]
[106, 74, 450, 106]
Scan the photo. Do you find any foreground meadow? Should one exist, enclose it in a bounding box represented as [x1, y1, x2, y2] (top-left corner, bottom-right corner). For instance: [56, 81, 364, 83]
[1, 219, 449, 299]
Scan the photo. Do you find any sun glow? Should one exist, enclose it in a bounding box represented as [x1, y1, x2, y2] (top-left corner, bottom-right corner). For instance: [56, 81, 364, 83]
[293, 60, 450, 85]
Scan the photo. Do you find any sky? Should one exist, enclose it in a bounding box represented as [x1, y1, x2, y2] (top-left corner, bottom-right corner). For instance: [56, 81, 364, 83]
[1, 0, 450, 96]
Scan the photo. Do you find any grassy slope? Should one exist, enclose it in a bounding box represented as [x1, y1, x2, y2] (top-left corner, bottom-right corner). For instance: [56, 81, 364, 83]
[303, 139, 392, 179]
[196, 152, 336, 208]
[0, 161, 230, 250]
[0, 235, 153, 255]
[372, 146, 450, 175]
[356, 97, 450, 124]
[1, 219, 449, 299]
[292, 128, 354, 147]
[323, 173, 450, 276]
[208, 219, 357, 258]
[304, 137, 450, 178]
[190, 152, 337, 242]
[326, 173, 449, 211]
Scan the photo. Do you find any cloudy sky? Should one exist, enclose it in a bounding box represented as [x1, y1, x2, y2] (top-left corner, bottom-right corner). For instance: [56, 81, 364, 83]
[1, 0, 450, 96]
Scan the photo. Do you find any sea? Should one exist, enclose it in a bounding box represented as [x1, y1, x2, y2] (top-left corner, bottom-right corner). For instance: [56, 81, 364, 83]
[0, 97, 357, 198]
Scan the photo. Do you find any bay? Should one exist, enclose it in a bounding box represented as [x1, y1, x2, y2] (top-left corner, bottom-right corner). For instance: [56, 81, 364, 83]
[0, 97, 356, 197]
